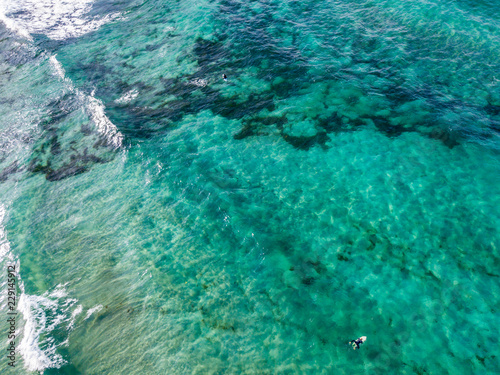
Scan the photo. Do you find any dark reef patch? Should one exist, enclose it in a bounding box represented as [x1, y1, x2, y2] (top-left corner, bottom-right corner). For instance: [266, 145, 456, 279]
[192, 38, 228, 73]
[428, 128, 460, 149]
[316, 112, 346, 133]
[484, 102, 500, 116]
[27, 94, 118, 182]
[46, 165, 88, 181]
[372, 116, 407, 138]
[282, 132, 330, 151]
[50, 0, 494, 152]
[0, 161, 21, 183]
[233, 115, 287, 140]
[178, 22, 471, 150]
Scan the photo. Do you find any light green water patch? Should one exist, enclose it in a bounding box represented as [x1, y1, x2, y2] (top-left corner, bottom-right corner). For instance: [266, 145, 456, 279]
[159, 110, 499, 371]
[3, 103, 499, 373]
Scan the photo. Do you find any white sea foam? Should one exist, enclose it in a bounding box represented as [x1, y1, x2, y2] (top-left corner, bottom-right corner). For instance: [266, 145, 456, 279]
[84, 304, 103, 320]
[18, 283, 79, 372]
[0, 205, 16, 312]
[0, 4, 32, 40]
[190, 78, 208, 87]
[68, 304, 83, 331]
[0, 0, 122, 40]
[0, 205, 13, 261]
[115, 89, 139, 104]
[82, 92, 123, 148]
[49, 55, 66, 80]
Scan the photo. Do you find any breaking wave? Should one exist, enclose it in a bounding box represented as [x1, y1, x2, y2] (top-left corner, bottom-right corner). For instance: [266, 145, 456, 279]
[0, 0, 122, 41]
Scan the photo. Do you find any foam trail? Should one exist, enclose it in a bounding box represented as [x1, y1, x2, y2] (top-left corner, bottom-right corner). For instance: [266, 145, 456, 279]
[84, 92, 124, 148]
[68, 305, 83, 331]
[0, 205, 13, 261]
[115, 89, 139, 104]
[84, 304, 103, 320]
[49, 55, 67, 80]
[0, 205, 17, 312]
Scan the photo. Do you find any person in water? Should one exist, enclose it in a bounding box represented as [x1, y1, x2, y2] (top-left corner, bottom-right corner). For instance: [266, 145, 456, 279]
[223, 74, 227, 81]
[349, 336, 367, 350]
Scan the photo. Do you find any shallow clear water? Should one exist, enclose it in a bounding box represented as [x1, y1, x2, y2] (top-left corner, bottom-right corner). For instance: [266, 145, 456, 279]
[0, 0, 499, 374]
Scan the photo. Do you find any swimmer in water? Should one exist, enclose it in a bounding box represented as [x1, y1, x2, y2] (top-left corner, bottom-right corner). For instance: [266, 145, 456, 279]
[349, 336, 367, 350]
[223, 74, 227, 81]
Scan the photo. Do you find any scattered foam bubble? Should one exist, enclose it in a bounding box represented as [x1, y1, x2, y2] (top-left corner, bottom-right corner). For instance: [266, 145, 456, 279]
[0, 0, 123, 40]
[190, 78, 208, 87]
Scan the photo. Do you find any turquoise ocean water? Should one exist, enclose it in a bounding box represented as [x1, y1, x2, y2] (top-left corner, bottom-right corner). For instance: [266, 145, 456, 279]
[0, 0, 499, 373]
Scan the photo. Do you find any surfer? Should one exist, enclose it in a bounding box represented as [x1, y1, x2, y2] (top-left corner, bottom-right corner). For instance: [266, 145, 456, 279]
[349, 336, 366, 350]
[223, 73, 227, 81]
